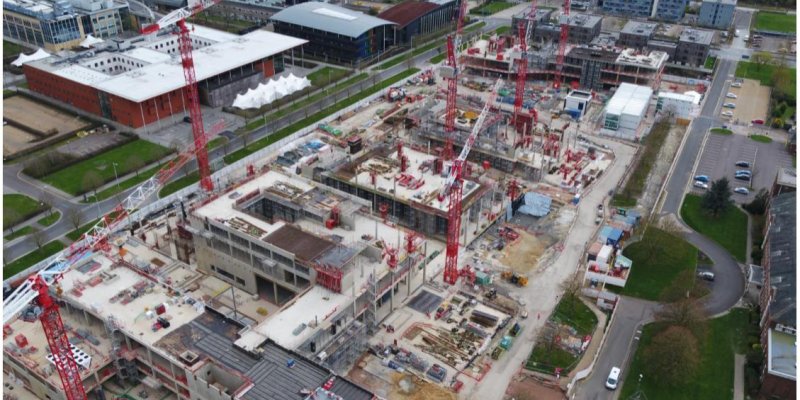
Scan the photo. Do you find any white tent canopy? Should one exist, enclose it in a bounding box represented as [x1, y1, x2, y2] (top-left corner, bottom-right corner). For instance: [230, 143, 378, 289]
[80, 35, 104, 48]
[11, 48, 50, 67]
[232, 73, 311, 109]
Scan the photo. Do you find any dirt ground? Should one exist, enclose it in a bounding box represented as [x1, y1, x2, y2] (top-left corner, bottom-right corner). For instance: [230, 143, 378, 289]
[638, 123, 687, 214]
[730, 79, 770, 124]
[3, 125, 38, 157]
[498, 230, 548, 274]
[347, 358, 456, 400]
[3, 96, 88, 135]
[504, 374, 566, 400]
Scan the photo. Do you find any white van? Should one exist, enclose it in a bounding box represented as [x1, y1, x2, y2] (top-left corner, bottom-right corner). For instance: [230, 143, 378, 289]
[605, 367, 621, 390]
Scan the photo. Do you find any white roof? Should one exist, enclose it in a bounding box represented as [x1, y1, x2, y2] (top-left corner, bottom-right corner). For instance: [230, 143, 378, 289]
[123, 47, 172, 64]
[606, 83, 653, 116]
[53, 64, 110, 85]
[659, 91, 700, 104]
[232, 73, 311, 109]
[80, 34, 104, 48]
[11, 48, 50, 67]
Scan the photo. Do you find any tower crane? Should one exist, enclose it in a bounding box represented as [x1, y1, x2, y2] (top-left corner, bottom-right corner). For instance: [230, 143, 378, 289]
[554, 0, 570, 90]
[439, 79, 502, 285]
[2, 132, 220, 400]
[140, 0, 222, 192]
[513, 2, 539, 139]
[442, 0, 470, 160]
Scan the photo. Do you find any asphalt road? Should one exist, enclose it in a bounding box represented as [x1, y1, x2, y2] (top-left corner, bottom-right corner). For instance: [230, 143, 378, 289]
[2, 19, 502, 268]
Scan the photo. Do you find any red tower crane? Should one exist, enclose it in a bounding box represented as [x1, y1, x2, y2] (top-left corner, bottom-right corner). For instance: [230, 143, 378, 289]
[553, 0, 570, 90]
[442, 0, 469, 160]
[380, 240, 399, 270]
[513, 3, 536, 124]
[141, 0, 222, 192]
[439, 79, 502, 285]
[2, 131, 222, 400]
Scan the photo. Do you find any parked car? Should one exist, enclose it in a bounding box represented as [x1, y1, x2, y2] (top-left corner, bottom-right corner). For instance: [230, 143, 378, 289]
[694, 181, 709, 189]
[734, 187, 750, 195]
[741, 54, 750, 59]
[698, 271, 715, 281]
[606, 367, 621, 390]
[722, 111, 734, 117]
[735, 170, 752, 176]
[726, 93, 737, 99]
[735, 161, 751, 168]
[752, 119, 764, 125]
[723, 103, 736, 108]
[735, 174, 751, 181]
[183, 116, 192, 123]
[694, 175, 710, 183]
[731, 82, 743, 88]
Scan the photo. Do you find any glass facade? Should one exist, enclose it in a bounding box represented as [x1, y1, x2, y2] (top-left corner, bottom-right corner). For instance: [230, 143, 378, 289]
[604, 114, 620, 130]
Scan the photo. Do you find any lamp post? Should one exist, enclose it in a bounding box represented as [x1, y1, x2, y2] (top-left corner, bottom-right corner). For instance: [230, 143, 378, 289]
[112, 162, 121, 193]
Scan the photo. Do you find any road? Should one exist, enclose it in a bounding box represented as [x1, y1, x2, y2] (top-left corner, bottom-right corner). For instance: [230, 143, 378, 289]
[573, 58, 746, 399]
[2, 19, 503, 267]
[466, 136, 639, 400]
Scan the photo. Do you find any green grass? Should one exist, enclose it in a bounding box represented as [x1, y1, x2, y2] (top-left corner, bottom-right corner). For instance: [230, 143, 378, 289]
[619, 308, 752, 400]
[429, 53, 447, 64]
[710, 128, 733, 135]
[4, 89, 15, 98]
[306, 67, 350, 88]
[66, 219, 101, 242]
[159, 172, 200, 198]
[4, 40, 24, 57]
[206, 137, 227, 151]
[3, 241, 65, 279]
[37, 211, 60, 227]
[376, 41, 443, 70]
[681, 194, 748, 262]
[749, 134, 773, 143]
[611, 122, 672, 208]
[4, 226, 34, 241]
[226, 68, 421, 165]
[755, 11, 796, 33]
[735, 62, 797, 102]
[39, 140, 171, 196]
[4, 194, 47, 229]
[244, 73, 369, 131]
[704, 56, 716, 70]
[464, 21, 487, 33]
[551, 294, 598, 335]
[494, 26, 512, 35]
[188, 13, 254, 32]
[526, 345, 579, 374]
[84, 163, 163, 203]
[470, 1, 514, 15]
[613, 228, 698, 301]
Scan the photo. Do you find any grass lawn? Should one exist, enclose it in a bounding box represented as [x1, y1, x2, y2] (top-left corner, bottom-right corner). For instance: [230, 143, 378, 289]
[39, 140, 171, 196]
[470, 1, 514, 15]
[755, 11, 796, 33]
[376, 41, 442, 70]
[4, 194, 47, 229]
[680, 194, 748, 262]
[159, 172, 200, 198]
[619, 308, 752, 399]
[4, 226, 34, 241]
[735, 62, 797, 102]
[4, 89, 15, 98]
[3, 40, 24, 57]
[3, 241, 65, 279]
[465, 21, 487, 33]
[84, 163, 163, 203]
[710, 128, 733, 135]
[429, 53, 447, 64]
[66, 219, 101, 242]
[306, 67, 350, 88]
[227, 68, 420, 164]
[614, 228, 698, 300]
[244, 73, 369, 131]
[611, 122, 671, 208]
[526, 345, 579, 374]
[749, 134, 772, 143]
[704, 56, 716, 69]
[551, 294, 598, 335]
[206, 137, 227, 150]
[37, 211, 60, 227]
[494, 25, 512, 35]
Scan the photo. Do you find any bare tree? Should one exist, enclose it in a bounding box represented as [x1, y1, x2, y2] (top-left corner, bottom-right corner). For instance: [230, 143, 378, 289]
[126, 154, 145, 177]
[657, 215, 685, 238]
[31, 229, 46, 251]
[66, 206, 84, 231]
[39, 191, 54, 216]
[559, 277, 584, 318]
[656, 298, 708, 339]
[5, 209, 20, 233]
[82, 171, 103, 199]
[643, 326, 700, 387]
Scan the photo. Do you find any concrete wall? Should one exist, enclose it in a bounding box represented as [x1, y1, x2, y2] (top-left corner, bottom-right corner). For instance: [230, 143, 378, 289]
[698, 1, 735, 30]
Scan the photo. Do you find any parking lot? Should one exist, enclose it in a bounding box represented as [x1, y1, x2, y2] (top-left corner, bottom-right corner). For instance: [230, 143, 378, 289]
[691, 131, 794, 203]
[720, 78, 770, 124]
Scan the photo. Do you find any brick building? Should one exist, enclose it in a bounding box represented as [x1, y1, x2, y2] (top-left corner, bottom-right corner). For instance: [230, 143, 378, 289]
[21, 25, 306, 128]
[377, 0, 459, 45]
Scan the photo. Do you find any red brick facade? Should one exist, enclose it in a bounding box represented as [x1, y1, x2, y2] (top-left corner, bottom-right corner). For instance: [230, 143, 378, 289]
[23, 65, 102, 116]
[107, 88, 189, 128]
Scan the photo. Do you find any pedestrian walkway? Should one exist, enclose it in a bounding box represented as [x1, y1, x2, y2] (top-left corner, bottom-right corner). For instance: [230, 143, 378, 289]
[733, 353, 745, 400]
[560, 298, 608, 386]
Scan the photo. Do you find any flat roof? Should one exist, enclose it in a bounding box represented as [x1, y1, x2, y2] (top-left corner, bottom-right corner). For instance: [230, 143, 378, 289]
[679, 28, 714, 45]
[767, 329, 796, 380]
[776, 167, 797, 188]
[606, 83, 652, 116]
[702, 0, 736, 5]
[659, 91, 700, 104]
[378, 1, 440, 28]
[271, 2, 395, 38]
[621, 20, 658, 36]
[264, 225, 336, 263]
[616, 48, 668, 69]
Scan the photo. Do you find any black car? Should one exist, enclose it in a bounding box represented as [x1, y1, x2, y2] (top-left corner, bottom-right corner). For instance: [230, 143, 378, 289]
[183, 116, 192, 123]
[735, 161, 751, 168]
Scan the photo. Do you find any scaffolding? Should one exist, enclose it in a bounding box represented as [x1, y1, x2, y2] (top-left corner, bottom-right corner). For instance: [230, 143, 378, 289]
[105, 316, 139, 384]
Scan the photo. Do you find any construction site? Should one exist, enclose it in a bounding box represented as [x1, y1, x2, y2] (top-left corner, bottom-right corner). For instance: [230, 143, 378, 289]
[1, 0, 698, 399]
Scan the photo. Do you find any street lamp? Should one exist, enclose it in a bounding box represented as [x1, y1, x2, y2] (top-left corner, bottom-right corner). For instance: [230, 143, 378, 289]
[112, 162, 120, 193]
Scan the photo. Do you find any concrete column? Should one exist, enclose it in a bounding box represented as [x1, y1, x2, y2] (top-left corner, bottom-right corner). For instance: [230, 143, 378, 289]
[273, 280, 278, 304]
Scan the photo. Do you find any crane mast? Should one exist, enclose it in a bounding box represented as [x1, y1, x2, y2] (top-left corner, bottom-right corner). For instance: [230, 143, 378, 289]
[440, 79, 502, 285]
[554, 0, 570, 89]
[513, 3, 536, 124]
[443, 0, 469, 160]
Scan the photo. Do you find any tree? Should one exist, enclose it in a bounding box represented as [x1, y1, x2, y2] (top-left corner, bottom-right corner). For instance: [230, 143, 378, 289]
[643, 326, 700, 387]
[39, 191, 54, 216]
[126, 154, 145, 177]
[701, 177, 732, 217]
[656, 298, 708, 339]
[66, 206, 84, 231]
[82, 171, 103, 198]
[659, 270, 695, 303]
[31, 229, 46, 251]
[751, 51, 773, 70]
[559, 277, 584, 318]
[743, 188, 769, 215]
[5, 209, 20, 233]
[657, 215, 685, 238]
